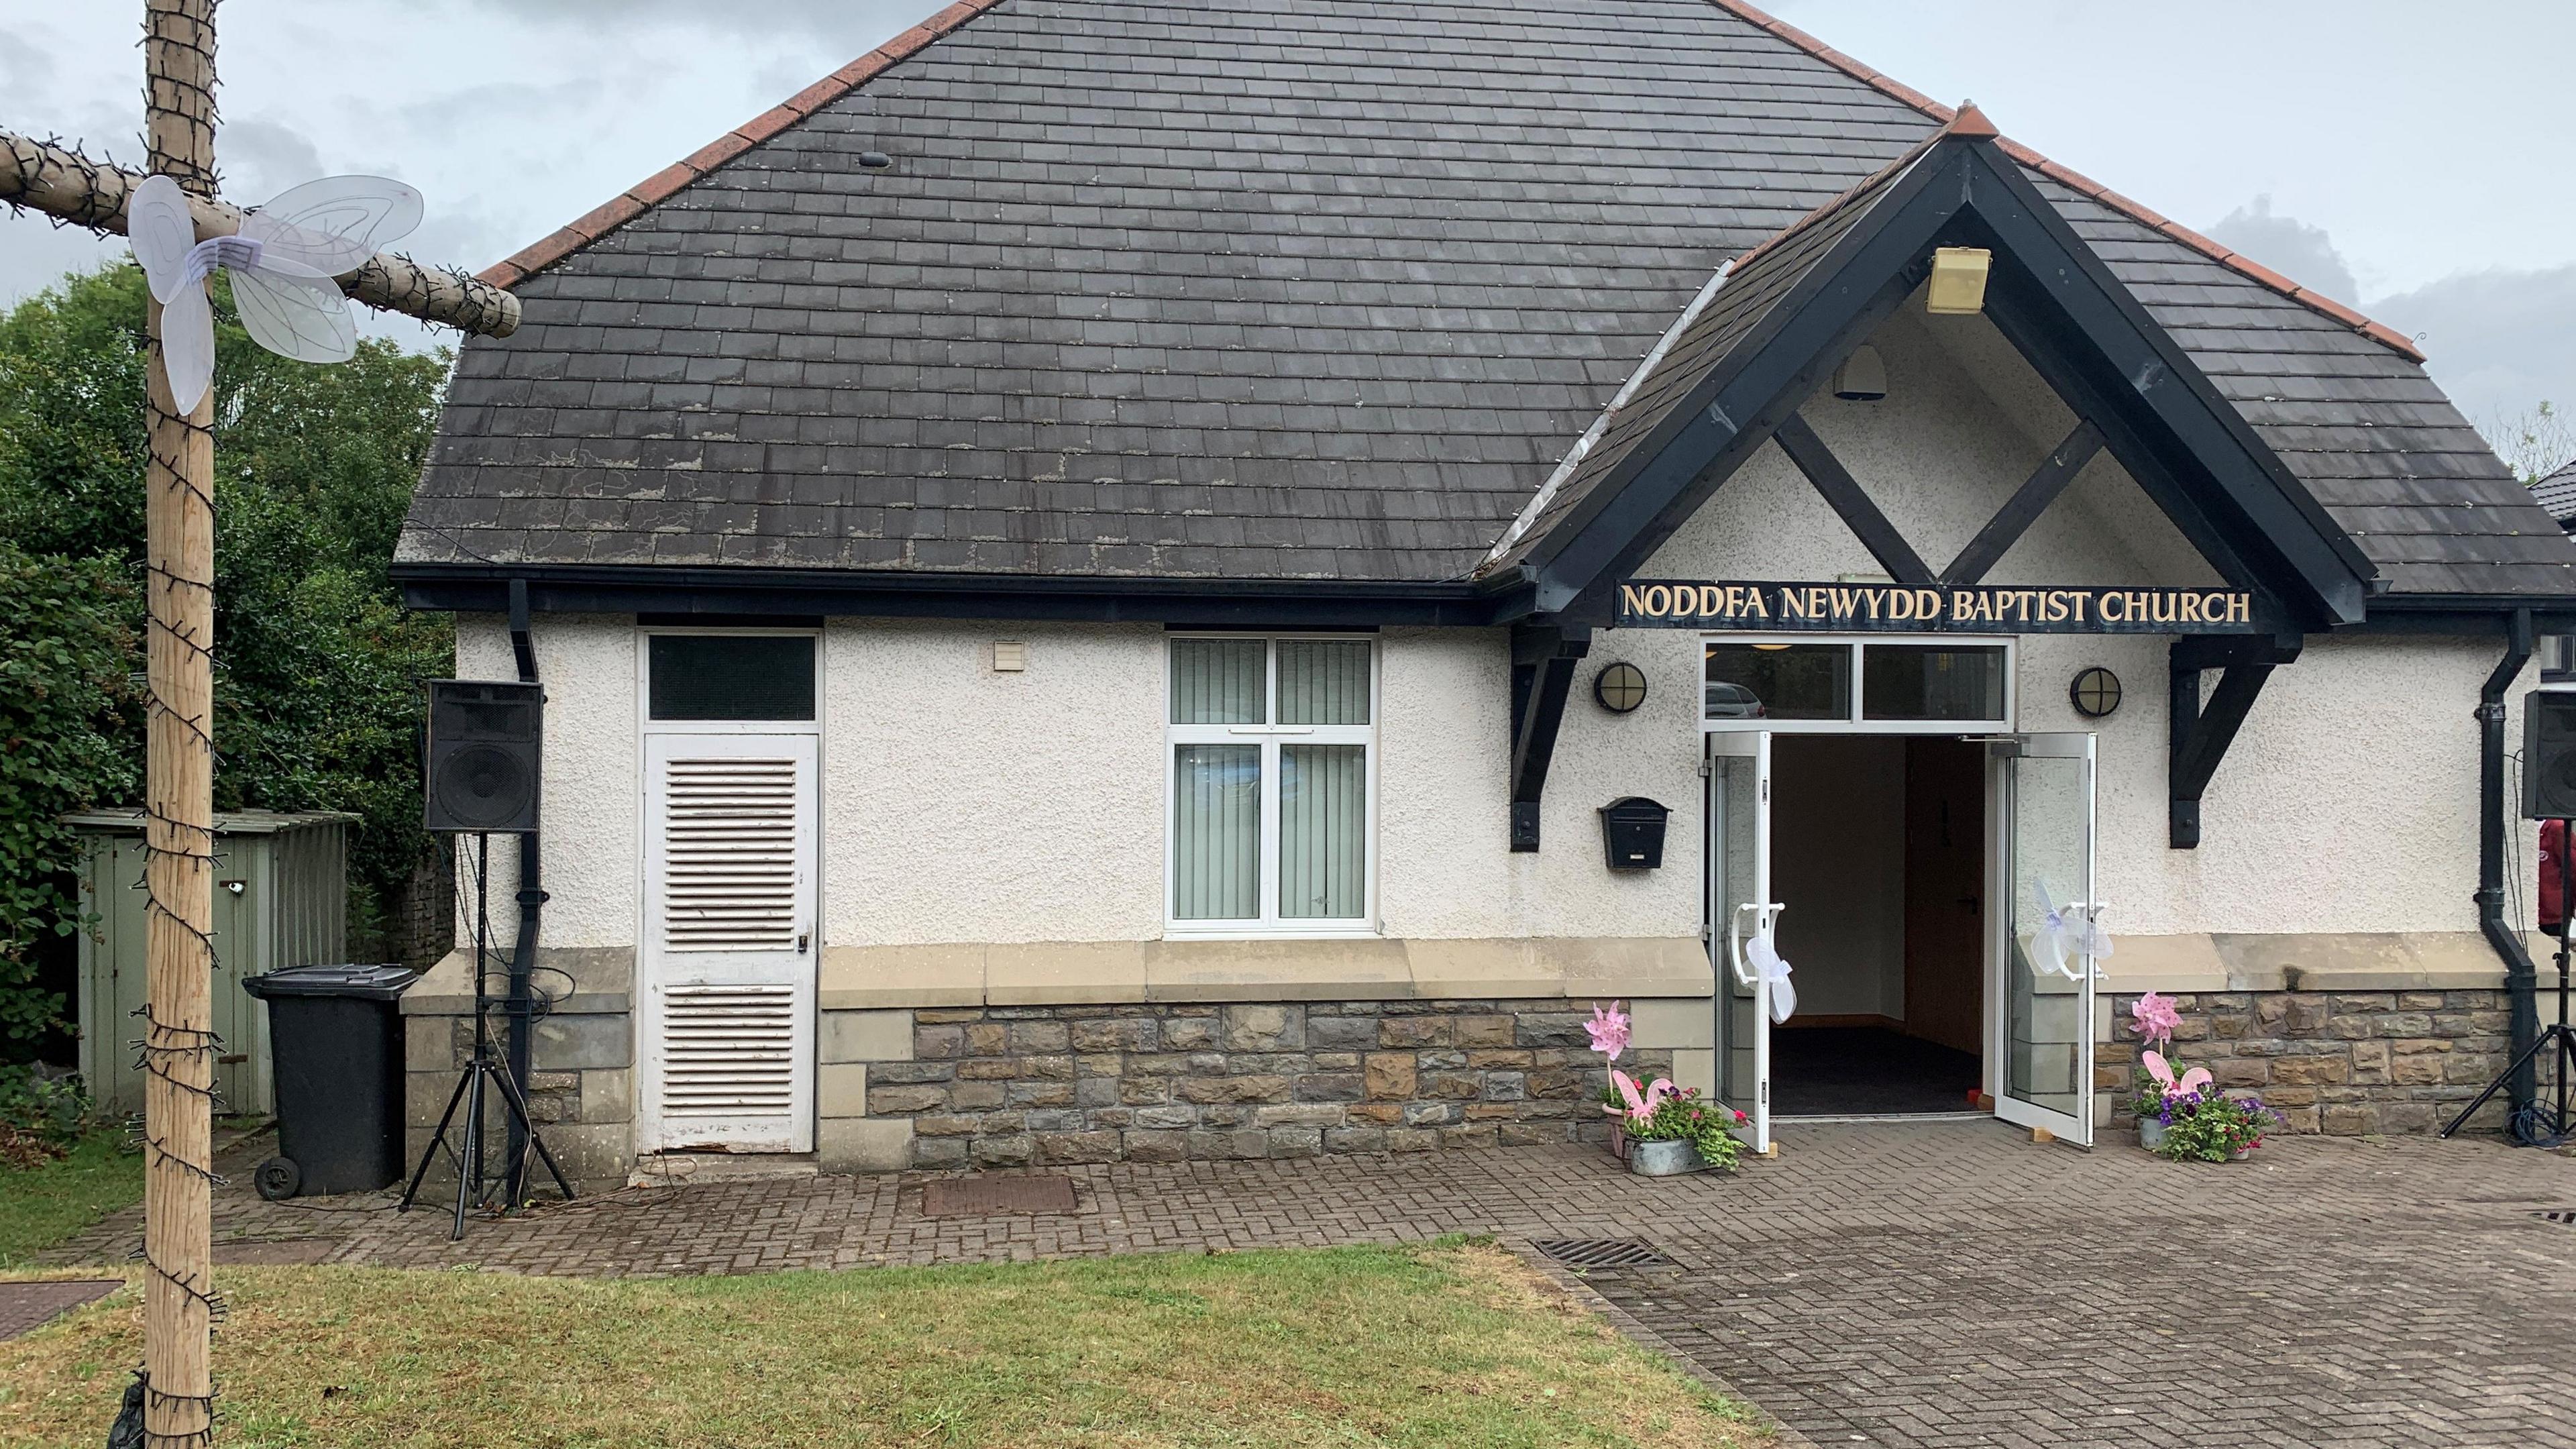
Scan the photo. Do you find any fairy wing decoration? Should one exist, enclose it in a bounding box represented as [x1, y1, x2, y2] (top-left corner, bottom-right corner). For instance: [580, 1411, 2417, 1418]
[126, 172, 423, 411]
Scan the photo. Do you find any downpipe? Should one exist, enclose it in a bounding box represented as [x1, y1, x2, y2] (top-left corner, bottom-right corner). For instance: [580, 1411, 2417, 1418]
[504, 578, 546, 1201]
[2475, 608, 2539, 1134]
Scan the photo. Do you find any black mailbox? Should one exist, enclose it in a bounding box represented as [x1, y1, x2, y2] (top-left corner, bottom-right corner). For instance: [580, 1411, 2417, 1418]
[1598, 796, 1670, 871]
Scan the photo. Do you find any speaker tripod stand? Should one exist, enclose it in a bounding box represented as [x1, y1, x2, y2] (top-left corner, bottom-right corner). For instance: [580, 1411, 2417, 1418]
[2445, 817, 2576, 1144]
[400, 833, 574, 1238]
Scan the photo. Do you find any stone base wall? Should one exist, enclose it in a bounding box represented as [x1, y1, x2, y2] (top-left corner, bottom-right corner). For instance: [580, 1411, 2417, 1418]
[822, 1000, 1710, 1171]
[402, 1002, 637, 1191]
[2102, 989, 2515, 1136]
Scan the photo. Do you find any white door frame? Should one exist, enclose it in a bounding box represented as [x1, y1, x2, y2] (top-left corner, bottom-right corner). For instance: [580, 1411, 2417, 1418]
[1988, 731, 2099, 1145]
[1706, 729, 1776, 1154]
[638, 731, 820, 1152]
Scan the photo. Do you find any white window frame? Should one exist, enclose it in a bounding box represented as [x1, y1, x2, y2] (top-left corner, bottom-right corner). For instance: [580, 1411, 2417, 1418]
[1699, 633, 2017, 735]
[1163, 632, 1380, 938]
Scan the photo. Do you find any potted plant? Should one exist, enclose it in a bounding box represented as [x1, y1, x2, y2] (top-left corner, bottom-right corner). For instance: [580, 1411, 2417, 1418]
[2149, 1089, 2281, 1163]
[1584, 1003, 1632, 1160]
[2133, 1050, 2210, 1153]
[2127, 992, 2189, 1150]
[1611, 1071, 1747, 1177]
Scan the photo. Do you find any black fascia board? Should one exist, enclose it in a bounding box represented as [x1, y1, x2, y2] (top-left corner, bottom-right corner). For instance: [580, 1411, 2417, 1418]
[1521, 146, 1966, 619]
[1507, 135, 2375, 631]
[2351, 594, 2576, 635]
[391, 560, 1501, 629]
[1955, 144, 2374, 623]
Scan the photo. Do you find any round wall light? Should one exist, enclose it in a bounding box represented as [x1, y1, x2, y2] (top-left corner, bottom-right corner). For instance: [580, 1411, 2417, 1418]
[1593, 661, 1648, 714]
[2070, 666, 2123, 718]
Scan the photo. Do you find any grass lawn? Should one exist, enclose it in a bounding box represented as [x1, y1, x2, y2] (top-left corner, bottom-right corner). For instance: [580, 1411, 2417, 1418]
[0, 1131, 142, 1267]
[0, 1242, 1760, 1448]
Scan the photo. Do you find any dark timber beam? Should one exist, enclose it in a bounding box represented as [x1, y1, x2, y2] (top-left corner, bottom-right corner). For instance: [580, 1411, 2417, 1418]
[1509, 622, 1592, 851]
[2168, 632, 2302, 847]
[1940, 420, 2106, 584]
[1772, 414, 1934, 584]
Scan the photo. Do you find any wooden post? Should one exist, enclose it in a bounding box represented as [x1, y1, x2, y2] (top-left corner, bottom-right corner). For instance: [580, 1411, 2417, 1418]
[140, 1, 219, 1442]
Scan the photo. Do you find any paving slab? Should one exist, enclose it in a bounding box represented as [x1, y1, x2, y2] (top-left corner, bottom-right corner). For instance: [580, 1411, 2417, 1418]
[43, 1122, 2576, 1446]
[0, 1281, 121, 1340]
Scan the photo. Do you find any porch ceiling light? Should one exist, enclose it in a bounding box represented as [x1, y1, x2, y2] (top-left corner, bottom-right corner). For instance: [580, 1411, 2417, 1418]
[1832, 345, 1887, 401]
[1927, 246, 1992, 315]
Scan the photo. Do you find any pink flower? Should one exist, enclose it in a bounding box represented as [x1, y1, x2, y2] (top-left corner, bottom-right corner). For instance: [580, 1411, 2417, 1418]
[1583, 1002, 1631, 1063]
[2129, 991, 2181, 1052]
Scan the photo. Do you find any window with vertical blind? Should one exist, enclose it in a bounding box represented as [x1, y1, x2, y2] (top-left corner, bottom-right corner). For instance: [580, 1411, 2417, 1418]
[1167, 635, 1376, 932]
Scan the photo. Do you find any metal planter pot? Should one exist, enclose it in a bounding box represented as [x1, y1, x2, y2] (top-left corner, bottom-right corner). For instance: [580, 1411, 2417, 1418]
[1627, 1137, 1707, 1177]
[2138, 1118, 2167, 1152]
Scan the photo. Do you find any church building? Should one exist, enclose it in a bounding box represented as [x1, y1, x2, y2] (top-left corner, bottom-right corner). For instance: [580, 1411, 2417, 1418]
[394, 0, 2576, 1181]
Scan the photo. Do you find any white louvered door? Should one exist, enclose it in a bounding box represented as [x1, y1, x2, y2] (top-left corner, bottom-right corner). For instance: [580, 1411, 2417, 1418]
[641, 732, 818, 1152]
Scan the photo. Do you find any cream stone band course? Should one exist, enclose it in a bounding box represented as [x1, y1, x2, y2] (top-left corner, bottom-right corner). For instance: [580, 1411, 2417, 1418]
[2101, 932, 2530, 996]
[815, 936, 1715, 1010]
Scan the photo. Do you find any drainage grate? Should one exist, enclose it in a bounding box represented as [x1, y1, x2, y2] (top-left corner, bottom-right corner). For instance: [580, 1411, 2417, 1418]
[1532, 1238, 1674, 1270]
[920, 1175, 1079, 1218]
[2532, 1210, 2576, 1225]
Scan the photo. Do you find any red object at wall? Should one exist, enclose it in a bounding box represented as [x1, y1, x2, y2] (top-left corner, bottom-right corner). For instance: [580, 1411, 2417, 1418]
[2542, 818, 2569, 932]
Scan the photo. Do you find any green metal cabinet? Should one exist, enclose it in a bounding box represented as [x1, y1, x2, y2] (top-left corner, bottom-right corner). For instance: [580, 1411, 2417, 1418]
[68, 810, 354, 1118]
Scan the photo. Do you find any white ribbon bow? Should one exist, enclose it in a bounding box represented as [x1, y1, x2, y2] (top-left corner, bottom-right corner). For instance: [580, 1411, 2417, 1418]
[1747, 934, 1797, 1024]
[2031, 882, 2112, 981]
[127, 172, 425, 413]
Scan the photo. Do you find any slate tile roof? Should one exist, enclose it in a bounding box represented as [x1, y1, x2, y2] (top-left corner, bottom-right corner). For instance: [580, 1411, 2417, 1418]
[2533, 460, 2576, 529]
[399, 0, 2576, 599]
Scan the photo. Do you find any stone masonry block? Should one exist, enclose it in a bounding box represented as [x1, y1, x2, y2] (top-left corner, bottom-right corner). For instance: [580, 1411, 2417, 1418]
[820, 1010, 915, 1064]
[1627, 998, 1715, 1051]
[1379, 1016, 1452, 1049]
[1307, 1015, 1378, 1051]
[1364, 1053, 1417, 1101]
[531, 1013, 631, 1072]
[869, 1084, 947, 1114]
[818, 1063, 868, 1118]
[580, 1067, 635, 1126]
[1222, 1004, 1305, 1051]
[818, 1118, 913, 1173]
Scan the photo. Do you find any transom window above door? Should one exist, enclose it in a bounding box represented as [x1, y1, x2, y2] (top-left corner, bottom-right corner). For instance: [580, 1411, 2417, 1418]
[1703, 636, 2012, 733]
[645, 631, 818, 724]
[1166, 635, 1376, 934]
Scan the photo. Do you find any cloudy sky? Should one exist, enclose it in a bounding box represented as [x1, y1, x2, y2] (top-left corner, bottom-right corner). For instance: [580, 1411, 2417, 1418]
[7, 1, 2571, 466]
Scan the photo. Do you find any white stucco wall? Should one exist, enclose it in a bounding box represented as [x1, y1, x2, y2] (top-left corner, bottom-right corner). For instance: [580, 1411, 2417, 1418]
[818, 619, 1165, 945]
[453, 613, 639, 951]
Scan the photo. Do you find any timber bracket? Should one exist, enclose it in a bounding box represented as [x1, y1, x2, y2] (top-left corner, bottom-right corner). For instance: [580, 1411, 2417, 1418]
[2168, 632, 2302, 848]
[1509, 621, 1593, 851]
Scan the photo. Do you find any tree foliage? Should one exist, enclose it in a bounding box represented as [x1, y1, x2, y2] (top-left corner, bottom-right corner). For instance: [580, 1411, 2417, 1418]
[0, 262, 451, 1049]
[0, 547, 138, 1047]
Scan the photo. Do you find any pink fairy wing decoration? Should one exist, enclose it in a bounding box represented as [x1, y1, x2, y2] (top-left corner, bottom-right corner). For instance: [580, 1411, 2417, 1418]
[1611, 1070, 1674, 1122]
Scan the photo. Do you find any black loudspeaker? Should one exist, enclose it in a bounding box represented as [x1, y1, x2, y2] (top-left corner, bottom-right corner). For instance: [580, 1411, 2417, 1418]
[2526, 689, 2576, 820]
[425, 680, 543, 834]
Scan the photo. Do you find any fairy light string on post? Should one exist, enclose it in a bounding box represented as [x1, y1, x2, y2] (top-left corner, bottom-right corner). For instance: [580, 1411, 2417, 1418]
[0, 3, 525, 1442]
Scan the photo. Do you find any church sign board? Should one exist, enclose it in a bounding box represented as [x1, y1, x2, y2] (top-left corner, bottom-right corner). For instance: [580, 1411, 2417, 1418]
[1614, 580, 2259, 634]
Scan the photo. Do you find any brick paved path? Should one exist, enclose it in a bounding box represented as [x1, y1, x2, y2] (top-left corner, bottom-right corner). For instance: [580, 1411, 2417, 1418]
[48, 1122, 2576, 1446]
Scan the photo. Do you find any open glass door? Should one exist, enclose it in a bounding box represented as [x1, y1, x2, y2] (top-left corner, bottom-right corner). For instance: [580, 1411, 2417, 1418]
[1994, 732, 2097, 1144]
[1707, 730, 1774, 1153]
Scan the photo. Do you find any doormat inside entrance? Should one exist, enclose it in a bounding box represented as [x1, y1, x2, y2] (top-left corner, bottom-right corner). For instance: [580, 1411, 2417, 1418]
[0, 1280, 122, 1341]
[921, 1175, 1079, 1217]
